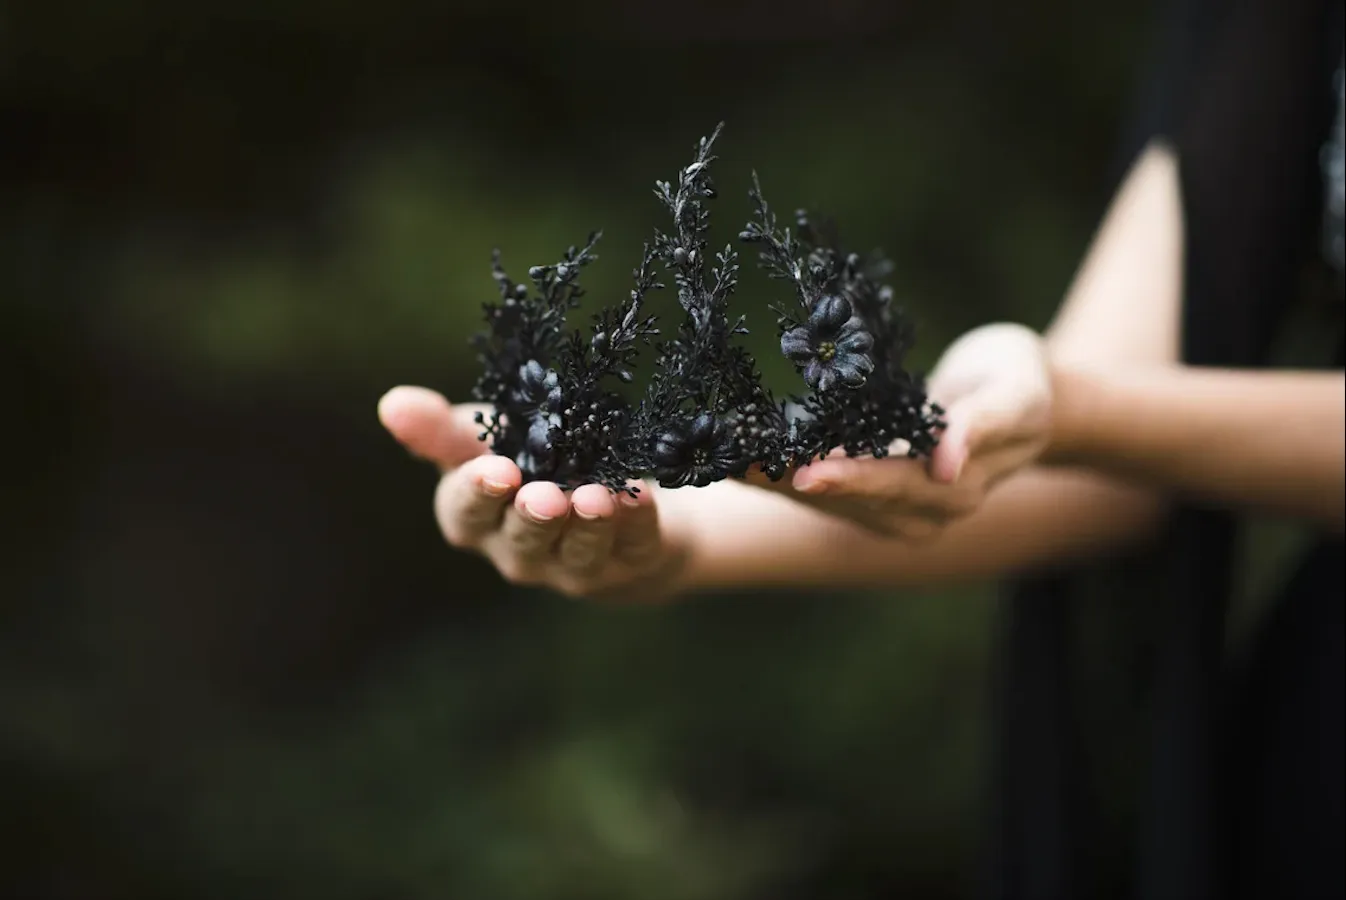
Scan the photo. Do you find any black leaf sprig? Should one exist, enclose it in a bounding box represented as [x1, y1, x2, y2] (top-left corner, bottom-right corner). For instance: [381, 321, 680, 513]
[631, 124, 787, 488]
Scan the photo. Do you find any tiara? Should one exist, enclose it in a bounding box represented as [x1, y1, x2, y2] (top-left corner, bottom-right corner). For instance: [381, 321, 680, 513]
[470, 124, 944, 495]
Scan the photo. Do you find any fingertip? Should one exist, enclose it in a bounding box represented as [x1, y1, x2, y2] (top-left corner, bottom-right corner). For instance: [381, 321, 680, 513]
[618, 481, 656, 511]
[572, 484, 618, 520]
[379, 386, 492, 468]
[378, 385, 447, 433]
[930, 449, 966, 485]
[930, 421, 971, 485]
[468, 455, 523, 496]
[515, 481, 570, 522]
[794, 457, 851, 493]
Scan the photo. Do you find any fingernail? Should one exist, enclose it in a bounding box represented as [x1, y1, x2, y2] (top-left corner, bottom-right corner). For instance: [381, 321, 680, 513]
[619, 492, 642, 509]
[574, 507, 602, 521]
[482, 479, 512, 497]
[523, 505, 554, 524]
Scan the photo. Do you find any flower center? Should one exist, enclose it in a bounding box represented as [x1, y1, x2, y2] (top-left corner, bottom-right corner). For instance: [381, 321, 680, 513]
[692, 447, 712, 467]
[817, 341, 837, 362]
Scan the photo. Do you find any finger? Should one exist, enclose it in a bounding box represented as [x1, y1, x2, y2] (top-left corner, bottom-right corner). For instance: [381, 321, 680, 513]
[611, 483, 663, 567]
[495, 481, 570, 563]
[378, 385, 491, 470]
[929, 414, 972, 485]
[433, 455, 523, 547]
[791, 453, 925, 502]
[792, 454, 978, 527]
[930, 385, 1048, 484]
[557, 484, 618, 576]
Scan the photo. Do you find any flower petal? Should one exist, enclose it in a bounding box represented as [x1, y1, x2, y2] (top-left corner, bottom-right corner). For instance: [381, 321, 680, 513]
[716, 448, 747, 475]
[809, 295, 852, 333]
[660, 467, 692, 489]
[803, 360, 825, 388]
[690, 413, 716, 443]
[839, 349, 875, 374]
[836, 325, 873, 353]
[817, 366, 837, 392]
[780, 328, 816, 362]
[527, 417, 553, 454]
[522, 359, 546, 386]
[652, 438, 684, 467]
[832, 361, 868, 387]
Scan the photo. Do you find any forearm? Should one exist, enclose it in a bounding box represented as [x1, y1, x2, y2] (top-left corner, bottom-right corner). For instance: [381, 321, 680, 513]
[1045, 141, 1183, 366]
[660, 468, 1163, 594]
[1048, 363, 1346, 531]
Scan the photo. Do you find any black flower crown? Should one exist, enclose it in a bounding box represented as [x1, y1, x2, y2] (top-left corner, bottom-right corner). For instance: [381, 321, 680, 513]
[470, 124, 944, 495]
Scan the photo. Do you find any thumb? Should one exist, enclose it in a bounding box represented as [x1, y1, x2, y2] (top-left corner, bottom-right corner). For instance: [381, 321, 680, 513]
[378, 385, 491, 470]
[929, 412, 971, 485]
[928, 385, 1031, 484]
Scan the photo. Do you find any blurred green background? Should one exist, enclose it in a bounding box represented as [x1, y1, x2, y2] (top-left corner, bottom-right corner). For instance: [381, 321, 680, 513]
[3, 2, 1157, 897]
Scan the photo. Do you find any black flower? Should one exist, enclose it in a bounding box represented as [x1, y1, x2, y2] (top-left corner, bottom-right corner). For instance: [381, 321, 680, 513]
[516, 360, 563, 414]
[780, 294, 874, 391]
[650, 413, 743, 488]
[514, 360, 564, 474]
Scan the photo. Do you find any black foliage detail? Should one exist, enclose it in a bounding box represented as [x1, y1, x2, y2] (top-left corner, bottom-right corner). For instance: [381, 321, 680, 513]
[740, 171, 945, 466]
[469, 124, 944, 494]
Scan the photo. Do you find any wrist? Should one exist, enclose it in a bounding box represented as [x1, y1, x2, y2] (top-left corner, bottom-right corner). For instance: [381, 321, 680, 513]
[1042, 360, 1104, 467]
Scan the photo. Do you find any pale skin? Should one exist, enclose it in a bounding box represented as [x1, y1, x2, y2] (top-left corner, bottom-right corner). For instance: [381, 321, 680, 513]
[378, 141, 1345, 601]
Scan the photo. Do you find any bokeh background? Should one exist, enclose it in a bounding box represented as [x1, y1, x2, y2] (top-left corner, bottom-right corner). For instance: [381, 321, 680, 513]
[4, 2, 1167, 897]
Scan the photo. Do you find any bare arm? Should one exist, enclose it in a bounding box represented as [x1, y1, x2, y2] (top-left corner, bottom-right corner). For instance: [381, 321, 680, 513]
[1044, 141, 1185, 365]
[1049, 365, 1345, 532]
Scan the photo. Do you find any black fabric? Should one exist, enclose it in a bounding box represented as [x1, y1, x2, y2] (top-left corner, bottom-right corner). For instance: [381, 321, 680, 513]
[987, 1, 1346, 898]
[1221, 538, 1346, 900]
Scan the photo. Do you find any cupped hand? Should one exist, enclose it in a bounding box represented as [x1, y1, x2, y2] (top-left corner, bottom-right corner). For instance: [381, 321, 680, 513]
[378, 385, 688, 600]
[757, 322, 1054, 539]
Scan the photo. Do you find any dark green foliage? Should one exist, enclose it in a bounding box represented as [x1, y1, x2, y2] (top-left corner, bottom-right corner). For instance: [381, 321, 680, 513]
[472, 125, 945, 491]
